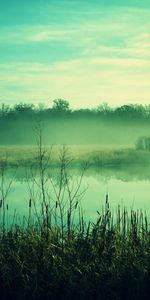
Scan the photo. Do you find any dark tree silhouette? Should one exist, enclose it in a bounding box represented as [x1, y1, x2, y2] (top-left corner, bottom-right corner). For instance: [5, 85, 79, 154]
[52, 99, 70, 112]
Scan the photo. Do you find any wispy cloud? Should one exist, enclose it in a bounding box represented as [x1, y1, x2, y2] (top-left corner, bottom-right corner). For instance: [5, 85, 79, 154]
[0, 26, 71, 44]
[0, 5, 149, 46]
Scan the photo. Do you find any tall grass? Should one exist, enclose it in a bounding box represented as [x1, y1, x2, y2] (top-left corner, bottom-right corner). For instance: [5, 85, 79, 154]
[0, 196, 150, 300]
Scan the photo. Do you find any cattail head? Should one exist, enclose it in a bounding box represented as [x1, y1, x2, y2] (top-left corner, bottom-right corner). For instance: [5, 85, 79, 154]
[6, 204, 8, 210]
[106, 194, 108, 203]
[75, 201, 78, 209]
[29, 199, 32, 208]
[0, 200, 2, 208]
[41, 203, 44, 214]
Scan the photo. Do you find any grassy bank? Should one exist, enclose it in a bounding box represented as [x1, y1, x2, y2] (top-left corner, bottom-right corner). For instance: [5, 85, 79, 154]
[0, 145, 150, 168]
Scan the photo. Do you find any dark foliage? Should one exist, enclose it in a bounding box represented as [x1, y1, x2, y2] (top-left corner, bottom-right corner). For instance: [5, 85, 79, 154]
[0, 100, 150, 122]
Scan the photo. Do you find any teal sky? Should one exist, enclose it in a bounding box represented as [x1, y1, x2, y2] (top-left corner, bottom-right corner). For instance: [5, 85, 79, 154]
[0, 0, 150, 108]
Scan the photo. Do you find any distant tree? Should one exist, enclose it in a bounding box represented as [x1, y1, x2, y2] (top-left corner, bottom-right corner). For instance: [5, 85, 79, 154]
[115, 105, 134, 116]
[37, 103, 47, 111]
[0, 103, 10, 118]
[97, 102, 110, 111]
[52, 99, 70, 112]
[13, 103, 34, 116]
[114, 104, 143, 119]
[97, 102, 111, 115]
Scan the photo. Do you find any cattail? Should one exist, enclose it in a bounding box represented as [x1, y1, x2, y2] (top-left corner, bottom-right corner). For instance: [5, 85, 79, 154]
[75, 201, 78, 209]
[106, 193, 108, 203]
[29, 198, 32, 208]
[41, 203, 44, 214]
[67, 211, 70, 229]
[46, 204, 48, 214]
[0, 200, 2, 208]
[6, 204, 8, 210]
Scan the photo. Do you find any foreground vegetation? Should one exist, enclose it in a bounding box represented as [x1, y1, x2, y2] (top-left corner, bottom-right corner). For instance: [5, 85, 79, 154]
[0, 198, 150, 300]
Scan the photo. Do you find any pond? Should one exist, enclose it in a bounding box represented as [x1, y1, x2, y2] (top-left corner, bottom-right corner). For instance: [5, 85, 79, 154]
[1, 165, 150, 226]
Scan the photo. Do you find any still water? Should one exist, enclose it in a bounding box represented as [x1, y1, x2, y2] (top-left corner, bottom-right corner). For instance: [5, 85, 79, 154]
[2, 166, 150, 225]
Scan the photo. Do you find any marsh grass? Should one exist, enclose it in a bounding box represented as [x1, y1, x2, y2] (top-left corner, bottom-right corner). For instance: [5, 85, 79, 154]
[0, 145, 150, 169]
[0, 196, 150, 300]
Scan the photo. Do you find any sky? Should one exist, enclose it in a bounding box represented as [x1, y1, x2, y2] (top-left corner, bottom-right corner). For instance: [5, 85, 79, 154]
[0, 0, 150, 109]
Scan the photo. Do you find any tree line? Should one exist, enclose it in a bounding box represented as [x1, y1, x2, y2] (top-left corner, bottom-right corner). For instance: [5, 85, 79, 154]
[0, 99, 150, 121]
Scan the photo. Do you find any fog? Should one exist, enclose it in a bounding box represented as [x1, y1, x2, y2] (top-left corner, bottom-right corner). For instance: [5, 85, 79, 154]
[0, 117, 150, 147]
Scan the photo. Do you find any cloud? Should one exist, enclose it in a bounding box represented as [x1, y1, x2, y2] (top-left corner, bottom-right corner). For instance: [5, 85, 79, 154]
[0, 26, 71, 44]
[0, 55, 150, 108]
[0, 3, 149, 107]
[0, 5, 149, 46]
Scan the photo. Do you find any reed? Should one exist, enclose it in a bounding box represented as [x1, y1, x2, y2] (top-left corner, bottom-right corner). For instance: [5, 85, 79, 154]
[0, 193, 149, 300]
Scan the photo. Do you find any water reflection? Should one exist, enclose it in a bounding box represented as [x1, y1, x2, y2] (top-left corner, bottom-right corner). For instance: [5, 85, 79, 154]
[1, 164, 150, 224]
